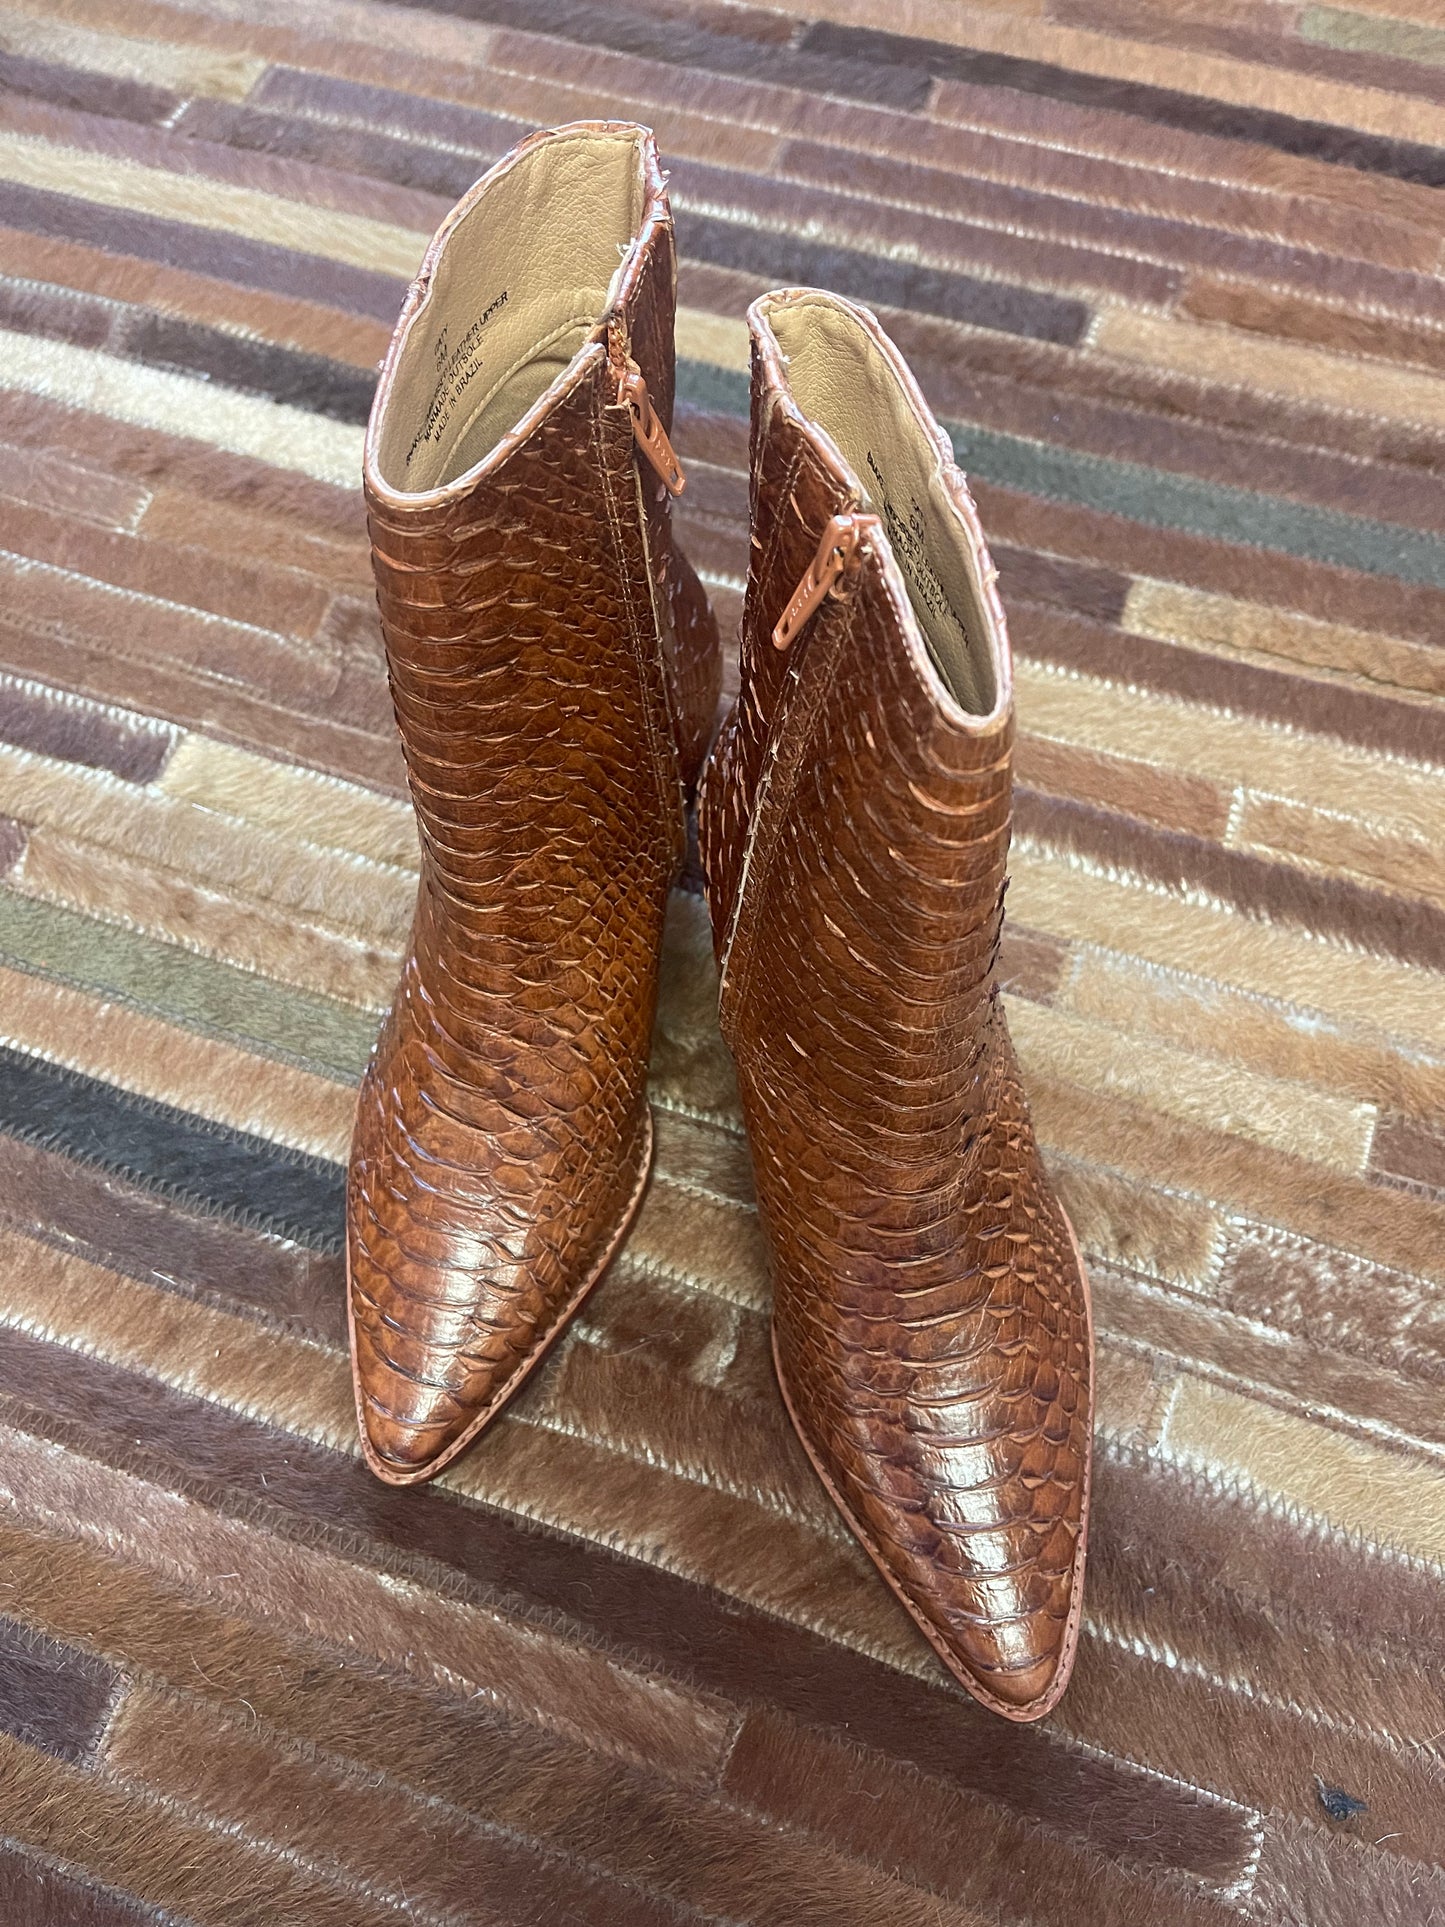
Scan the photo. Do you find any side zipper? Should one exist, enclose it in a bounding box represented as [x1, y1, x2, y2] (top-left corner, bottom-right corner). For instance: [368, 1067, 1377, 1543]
[612, 352, 688, 859]
[771, 513, 867, 650]
[716, 512, 876, 1040]
[619, 361, 685, 496]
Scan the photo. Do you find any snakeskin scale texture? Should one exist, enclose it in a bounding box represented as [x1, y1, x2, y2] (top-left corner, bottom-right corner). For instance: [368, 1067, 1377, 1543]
[350, 126, 721, 1485]
[699, 295, 1093, 1720]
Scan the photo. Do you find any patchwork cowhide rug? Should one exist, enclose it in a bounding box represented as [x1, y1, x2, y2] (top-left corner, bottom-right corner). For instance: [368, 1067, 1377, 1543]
[0, 0, 1442, 1921]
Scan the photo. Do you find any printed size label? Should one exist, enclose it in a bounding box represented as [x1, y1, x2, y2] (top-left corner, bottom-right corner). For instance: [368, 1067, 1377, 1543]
[865, 450, 965, 638]
[405, 289, 510, 469]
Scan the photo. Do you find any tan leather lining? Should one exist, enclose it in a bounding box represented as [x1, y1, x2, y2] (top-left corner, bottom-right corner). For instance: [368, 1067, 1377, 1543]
[764, 294, 997, 716]
[372, 129, 646, 492]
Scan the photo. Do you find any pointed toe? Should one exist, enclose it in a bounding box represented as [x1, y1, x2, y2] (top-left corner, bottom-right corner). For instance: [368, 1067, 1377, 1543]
[963, 1649, 1078, 1726]
[346, 1259, 490, 1485]
[778, 1317, 1090, 1723]
[932, 1560, 1085, 1722]
[355, 1390, 466, 1486]
[923, 1447, 1092, 1721]
[770, 1125, 1093, 1721]
[349, 1341, 483, 1487]
[970, 1646, 1071, 1721]
[345, 1035, 655, 1486]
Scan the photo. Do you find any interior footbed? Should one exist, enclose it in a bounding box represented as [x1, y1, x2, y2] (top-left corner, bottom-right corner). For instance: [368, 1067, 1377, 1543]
[768, 297, 997, 716]
[373, 132, 646, 494]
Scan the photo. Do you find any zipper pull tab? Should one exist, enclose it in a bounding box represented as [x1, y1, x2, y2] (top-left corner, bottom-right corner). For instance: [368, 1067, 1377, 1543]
[773, 513, 867, 650]
[619, 363, 685, 496]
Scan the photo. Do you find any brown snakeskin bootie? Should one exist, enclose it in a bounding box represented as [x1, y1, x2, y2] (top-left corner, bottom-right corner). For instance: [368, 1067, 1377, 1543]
[699, 290, 1093, 1720]
[351, 123, 720, 1485]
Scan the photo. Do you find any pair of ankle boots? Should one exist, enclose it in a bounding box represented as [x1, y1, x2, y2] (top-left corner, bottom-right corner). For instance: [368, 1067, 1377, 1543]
[349, 121, 1093, 1723]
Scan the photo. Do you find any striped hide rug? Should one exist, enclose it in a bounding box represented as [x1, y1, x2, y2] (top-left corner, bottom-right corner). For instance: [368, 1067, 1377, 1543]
[0, 1, 1442, 1922]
